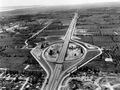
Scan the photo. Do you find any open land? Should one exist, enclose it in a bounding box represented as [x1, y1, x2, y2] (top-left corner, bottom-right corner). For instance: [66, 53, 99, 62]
[0, 3, 120, 90]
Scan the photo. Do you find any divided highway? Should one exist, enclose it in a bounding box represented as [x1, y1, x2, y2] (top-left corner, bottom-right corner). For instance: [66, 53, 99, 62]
[45, 12, 78, 90]
[30, 11, 102, 90]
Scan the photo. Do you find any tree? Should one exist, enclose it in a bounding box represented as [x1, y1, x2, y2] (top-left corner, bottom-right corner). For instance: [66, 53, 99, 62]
[49, 49, 54, 56]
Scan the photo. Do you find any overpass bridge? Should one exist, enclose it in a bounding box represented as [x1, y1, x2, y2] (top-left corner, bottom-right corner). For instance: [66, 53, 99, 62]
[31, 11, 102, 90]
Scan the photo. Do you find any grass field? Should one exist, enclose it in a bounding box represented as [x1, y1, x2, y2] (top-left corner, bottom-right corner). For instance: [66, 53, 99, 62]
[0, 56, 26, 70]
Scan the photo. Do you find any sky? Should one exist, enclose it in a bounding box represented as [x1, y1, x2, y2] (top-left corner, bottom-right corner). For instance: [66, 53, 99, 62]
[0, 0, 120, 7]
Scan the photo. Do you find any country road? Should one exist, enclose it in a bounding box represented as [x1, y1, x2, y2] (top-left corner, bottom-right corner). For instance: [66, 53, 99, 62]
[22, 20, 53, 49]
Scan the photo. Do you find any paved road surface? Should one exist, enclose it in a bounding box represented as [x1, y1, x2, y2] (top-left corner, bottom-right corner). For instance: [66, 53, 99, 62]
[45, 13, 78, 90]
[22, 20, 53, 49]
[30, 11, 102, 90]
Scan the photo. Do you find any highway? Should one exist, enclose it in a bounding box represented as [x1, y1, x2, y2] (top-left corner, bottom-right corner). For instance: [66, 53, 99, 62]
[30, 11, 102, 90]
[45, 12, 78, 90]
[57, 13, 78, 63]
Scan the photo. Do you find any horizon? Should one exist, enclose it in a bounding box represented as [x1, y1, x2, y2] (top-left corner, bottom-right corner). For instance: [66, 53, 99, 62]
[0, 0, 120, 8]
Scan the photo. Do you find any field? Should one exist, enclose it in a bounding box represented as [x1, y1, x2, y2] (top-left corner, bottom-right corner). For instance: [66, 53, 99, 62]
[0, 8, 75, 72]
[1, 4, 120, 81]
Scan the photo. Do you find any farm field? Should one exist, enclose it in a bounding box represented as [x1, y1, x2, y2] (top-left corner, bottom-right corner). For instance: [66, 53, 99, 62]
[1, 4, 120, 90]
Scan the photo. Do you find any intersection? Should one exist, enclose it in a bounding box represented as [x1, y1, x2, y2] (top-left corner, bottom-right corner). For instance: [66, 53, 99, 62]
[31, 11, 102, 90]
